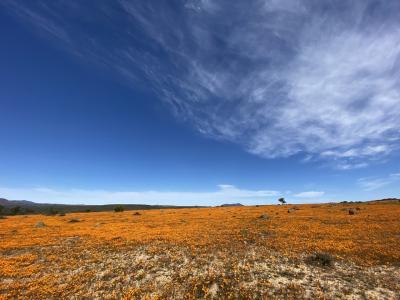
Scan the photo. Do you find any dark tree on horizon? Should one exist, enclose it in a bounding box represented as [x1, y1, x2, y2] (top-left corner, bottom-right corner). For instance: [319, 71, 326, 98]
[278, 198, 286, 205]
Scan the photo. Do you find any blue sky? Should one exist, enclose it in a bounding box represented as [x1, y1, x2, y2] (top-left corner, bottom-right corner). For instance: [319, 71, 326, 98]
[0, 1, 399, 205]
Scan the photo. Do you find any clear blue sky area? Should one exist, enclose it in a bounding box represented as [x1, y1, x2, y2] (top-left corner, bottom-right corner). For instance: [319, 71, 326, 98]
[0, 1, 399, 205]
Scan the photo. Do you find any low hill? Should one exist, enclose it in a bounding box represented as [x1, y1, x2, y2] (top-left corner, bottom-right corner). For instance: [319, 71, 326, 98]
[0, 197, 202, 215]
[220, 203, 244, 207]
[0, 198, 38, 207]
[367, 198, 400, 204]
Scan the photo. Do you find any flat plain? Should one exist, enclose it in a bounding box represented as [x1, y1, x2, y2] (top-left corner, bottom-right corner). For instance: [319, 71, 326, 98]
[0, 202, 399, 299]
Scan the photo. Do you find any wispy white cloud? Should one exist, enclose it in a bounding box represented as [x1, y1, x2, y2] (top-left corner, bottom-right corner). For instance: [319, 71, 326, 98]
[358, 173, 400, 191]
[0, 185, 280, 206]
[3, 1, 400, 169]
[294, 191, 325, 198]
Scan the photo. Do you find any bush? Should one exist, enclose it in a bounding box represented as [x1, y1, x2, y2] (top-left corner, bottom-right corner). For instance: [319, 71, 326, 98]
[114, 206, 124, 212]
[10, 206, 21, 215]
[348, 209, 356, 215]
[306, 252, 334, 267]
[25, 208, 35, 214]
[47, 208, 59, 216]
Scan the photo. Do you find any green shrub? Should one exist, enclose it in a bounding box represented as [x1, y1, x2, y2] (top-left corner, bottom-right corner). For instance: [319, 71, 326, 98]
[47, 208, 59, 216]
[114, 206, 124, 212]
[10, 206, 21, 215]
[305, 252, 334, 267]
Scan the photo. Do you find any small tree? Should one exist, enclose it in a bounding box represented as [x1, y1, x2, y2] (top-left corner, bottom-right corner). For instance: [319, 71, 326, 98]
[10, 206, 21, 215]
[25, 208, 35, 214]
[0, 205, 4, 215]
[278, 198, 286, 205]
[47, 207, 58, 216]
[114, 205, 124, 213]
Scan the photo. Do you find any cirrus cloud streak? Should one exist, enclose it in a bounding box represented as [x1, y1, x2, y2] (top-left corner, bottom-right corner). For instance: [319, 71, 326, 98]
[3, 0, 400, 168]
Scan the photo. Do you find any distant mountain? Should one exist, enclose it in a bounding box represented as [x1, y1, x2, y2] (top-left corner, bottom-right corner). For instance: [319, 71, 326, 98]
[0, 198, 39, 207]
[339, 198, 400, 204]
[368, 198, 400, 203]
[0, 197, 203, 215]
[220, 203, 244, 207]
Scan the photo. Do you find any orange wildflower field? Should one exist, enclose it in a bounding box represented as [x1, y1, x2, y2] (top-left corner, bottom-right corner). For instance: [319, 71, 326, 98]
[0, 202, 399, 299]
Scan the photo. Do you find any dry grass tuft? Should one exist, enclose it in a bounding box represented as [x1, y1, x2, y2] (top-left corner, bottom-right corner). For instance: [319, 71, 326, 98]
[68, 218, 81, 223]
[34, 221, 46, 228]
